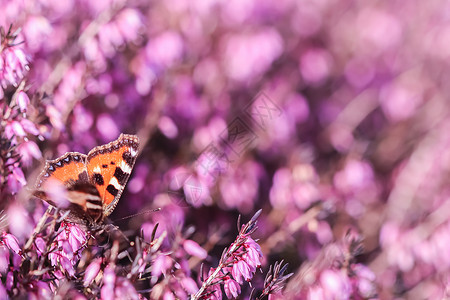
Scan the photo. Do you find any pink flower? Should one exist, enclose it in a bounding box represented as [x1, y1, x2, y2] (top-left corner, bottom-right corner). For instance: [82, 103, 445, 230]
[59, 256, 75, 277]
[145, 31, 183, 69]
[152, 254, 173, 277]
[67, 223, 87, 253]
[183, 239, 207, 259]
[84, 258, 102, 287]
[223, 278, 241, 299]
[0, 282, 6, 299]
[114, 277, 139, 300]
[220, 29, 283, 82]
[0, 27, 30, 93]
[6, 121, 26, 138]
[17, 140, 42, 166]
[115, 8, 143, 42]
[1, 232, 21, 255]
[180, 277, 198, 295]
[7, 166, 27, 194]
[34, 237, 46, 256]
[101, 265, 116, 300]
[48, 222, 87, 276]
[35, 281, 52, 299]
[319, 269, 351, 299]
[16, 91, 30, 112]
[0, 247, 10, 273]
[237, 260, 252, 282]
[299, 48, 332, 84]
[208, 284, 222, 300]
[6, 271, 14, 290]
[243, 238, 262, 268]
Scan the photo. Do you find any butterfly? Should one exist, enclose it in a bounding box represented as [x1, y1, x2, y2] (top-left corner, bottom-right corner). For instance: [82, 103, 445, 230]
[34, 134, 139, 227]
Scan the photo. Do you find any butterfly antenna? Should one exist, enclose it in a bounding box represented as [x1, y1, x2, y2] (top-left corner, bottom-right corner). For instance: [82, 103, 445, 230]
[112, 208, 161, 222]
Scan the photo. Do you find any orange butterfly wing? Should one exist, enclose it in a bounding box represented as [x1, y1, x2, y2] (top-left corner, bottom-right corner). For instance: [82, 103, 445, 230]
[35, 152, 88, 189]
[86, 134, 139, 217]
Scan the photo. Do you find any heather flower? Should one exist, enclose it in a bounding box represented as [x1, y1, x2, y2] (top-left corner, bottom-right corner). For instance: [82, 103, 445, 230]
[34, 237, 46, 256]
[6, 161, 27, 193]
[1, 232, 21, 255]
[16, 140, 42, 166]
[6, 271, 13, 290]
[5, 121, 26, 139]
[269, 165, 320, 210]
[351, 264, 377, 298]
[220, 29, 283, 82]
[208, 283, 222, 300]
[100, 264, 116, 300]
[232, 260, 251, 284]
[0, 283, 6, 299]
[0, 26, 29, 96]
[152, 254, 173, 278]
[30, 281, 52, 299]
[259, 261, 293, 299]
[193, 210, 263, 299]
[182, 239, 207, 259]
[319, 269, 351, 299]
[299, 48, 332, 84]
[114, 277, 139, 300]
[84, 258, 102, 286]
[182, 174, 212, 207]
[0, 246, 9, 273]
[101, 264, 139, 300]
[180, 277, 198, 295]
[145, 31, 184, 70]
[16, 90, 30, 112]
[48, 222, 88, 276]
[219, 161, 261, 212]
[223, 277, 240, 299]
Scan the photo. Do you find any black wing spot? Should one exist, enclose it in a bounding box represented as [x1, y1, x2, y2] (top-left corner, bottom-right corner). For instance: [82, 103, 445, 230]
[102, 164, 108, 169]
[93, 173, 104, 186]
[106, 184, 119, 197]
[114, 167, 128, 186]
[110, 161, 115, 165]
[122, 151, 133, 166]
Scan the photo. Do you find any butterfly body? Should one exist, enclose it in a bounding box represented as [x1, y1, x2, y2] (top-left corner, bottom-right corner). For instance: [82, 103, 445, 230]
[34, 134, 139, 226]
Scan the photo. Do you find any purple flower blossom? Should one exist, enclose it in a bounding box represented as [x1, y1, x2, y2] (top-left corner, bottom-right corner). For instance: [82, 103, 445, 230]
[16, 90, 30, 112]
[1, 232, 21, 255]
[0, 246, 9, 273]
[152, 254, 173, 278]
[100, 265, 116, 300]
[0, 32, 29, 95]
[194, 211, 263, 299]
[84, 258, 102, 287]
[183, 239, 207, 259]
[48, 222, 87, 277]
[223, 277, 240, 299]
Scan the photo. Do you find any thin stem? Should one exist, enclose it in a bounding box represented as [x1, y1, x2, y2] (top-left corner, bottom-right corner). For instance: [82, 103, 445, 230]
[23, 206, 52, 253]
[192, 242, 239, 300]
